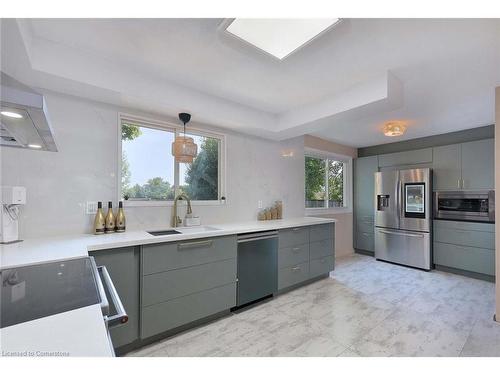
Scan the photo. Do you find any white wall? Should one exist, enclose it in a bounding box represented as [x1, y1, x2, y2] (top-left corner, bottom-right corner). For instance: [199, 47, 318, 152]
[495, 86, 500, 322]
[1, 92, 305, 238]
[303, 135, 357, 258]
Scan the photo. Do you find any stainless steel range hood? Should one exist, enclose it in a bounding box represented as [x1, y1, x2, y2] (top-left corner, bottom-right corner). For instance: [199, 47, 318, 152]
[0, 72, 57, 151]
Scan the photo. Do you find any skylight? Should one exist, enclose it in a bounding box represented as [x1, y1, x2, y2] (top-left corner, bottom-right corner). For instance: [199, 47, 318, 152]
[225, 18, 340, 60]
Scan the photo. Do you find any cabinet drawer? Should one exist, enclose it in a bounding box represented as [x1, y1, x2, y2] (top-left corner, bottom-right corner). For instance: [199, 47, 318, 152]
[278, 243, 309, 269]
[433, 242, 495, 276]
[434, 227, 495, 249]
[310, 238, 334, 260]
[279, 227, 310, 248]
[310, 223, 334, 242]
[278, 262, 309, 290]
[356, 220, 374, 234]
[309, 256, 334, 278]
[142, 258, 236, 307]
[142, 235, 237, 275]
[433, 220, 495, 233]
[355, 232, 374, 252]
[141, 283, 236, 339]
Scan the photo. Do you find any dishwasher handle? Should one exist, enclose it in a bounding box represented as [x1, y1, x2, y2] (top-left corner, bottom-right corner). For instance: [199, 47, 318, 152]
[98, 265, 129, 327]
[237, 231, 278, 243]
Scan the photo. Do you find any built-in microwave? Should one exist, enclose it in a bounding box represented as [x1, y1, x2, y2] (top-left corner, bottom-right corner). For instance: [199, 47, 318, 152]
[433, 190, 495, 223]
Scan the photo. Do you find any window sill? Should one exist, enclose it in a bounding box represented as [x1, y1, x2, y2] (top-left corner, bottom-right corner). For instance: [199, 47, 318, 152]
[123, 200, 226, 208]
[305, 207, 352, 215]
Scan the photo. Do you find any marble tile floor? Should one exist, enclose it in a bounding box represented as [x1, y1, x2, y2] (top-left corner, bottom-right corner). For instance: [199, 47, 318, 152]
[127, 254, 499, 357]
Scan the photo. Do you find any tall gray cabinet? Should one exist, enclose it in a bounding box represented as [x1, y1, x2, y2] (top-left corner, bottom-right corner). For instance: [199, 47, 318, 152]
[353, 155, 378, 254]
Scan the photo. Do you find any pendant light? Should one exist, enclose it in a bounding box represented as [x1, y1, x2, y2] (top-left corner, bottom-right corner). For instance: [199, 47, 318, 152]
[172, 112, 198, 163]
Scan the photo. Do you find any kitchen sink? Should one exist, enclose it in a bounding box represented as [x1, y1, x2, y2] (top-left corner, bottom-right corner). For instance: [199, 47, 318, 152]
[177, 226, 221, 233]
[147, 229, 182, 236]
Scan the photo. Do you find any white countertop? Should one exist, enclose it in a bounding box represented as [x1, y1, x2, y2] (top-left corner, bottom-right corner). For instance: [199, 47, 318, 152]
[0, 217, 335, 357]
[0, 304, 114, 357]
[0, 217, 336, 269]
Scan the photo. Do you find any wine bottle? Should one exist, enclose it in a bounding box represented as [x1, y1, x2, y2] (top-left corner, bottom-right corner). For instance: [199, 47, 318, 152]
[105, 201, 115, 233]
[116, 201, 126, 232]
[93, 202, 105, 235]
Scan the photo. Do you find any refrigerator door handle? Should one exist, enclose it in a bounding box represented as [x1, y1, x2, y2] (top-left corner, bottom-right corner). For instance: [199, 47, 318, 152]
[397, 179, 402, 224]
[378, 229, 425, 238]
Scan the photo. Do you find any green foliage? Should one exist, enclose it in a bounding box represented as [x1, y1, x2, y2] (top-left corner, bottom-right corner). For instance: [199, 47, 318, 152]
[305, 156, 325, 201]
[328, 160, 344, 206]
[305, 157, 344, 207]
[123, 177, 175, 200]
[184, 138, 219, 200]
[122, 123, 142, 141]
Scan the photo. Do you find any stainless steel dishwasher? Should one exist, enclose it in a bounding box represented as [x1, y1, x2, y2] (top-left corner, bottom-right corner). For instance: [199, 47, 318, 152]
[235, 230, 278, 308]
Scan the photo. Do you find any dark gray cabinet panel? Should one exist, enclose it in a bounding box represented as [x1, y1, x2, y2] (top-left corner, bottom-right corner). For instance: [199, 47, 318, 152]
[90, 247, 140, 349]
[279, 227, 310, 248]
[432, 144, 462, 190]
[310, 223, 334, 242]
[142, 235, 237, 275]
[309, 256, 334, 279]
[434, 242, 495, 276]
[461, 138, 494, 190]
[433, 220, 495, 278]
[142, 258, 237, 306]
[278, 262, 309, 290]
[310, 238, 334, 260]
[353, 156, 378, 217]
[378, 148, 432, 168]
[353, 156, 378, 253]
[141, 283, 236, 339]
[433, 222, 495, 250]
[278, 243, 309, 269]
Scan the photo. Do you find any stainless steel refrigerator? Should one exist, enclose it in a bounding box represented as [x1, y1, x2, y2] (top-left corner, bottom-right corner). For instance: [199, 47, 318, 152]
[374, 168, 432, 270]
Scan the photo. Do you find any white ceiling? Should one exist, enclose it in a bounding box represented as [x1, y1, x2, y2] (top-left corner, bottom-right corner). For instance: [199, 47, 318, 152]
[2, 18, 500, 147]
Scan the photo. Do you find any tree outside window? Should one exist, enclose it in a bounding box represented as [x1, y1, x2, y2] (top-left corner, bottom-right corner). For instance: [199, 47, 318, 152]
[305, 155, 345, 208]
[120, 122, 221, 202]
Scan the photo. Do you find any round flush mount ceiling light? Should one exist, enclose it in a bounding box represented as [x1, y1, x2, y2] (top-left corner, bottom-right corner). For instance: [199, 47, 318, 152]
[383, 121, 407, 137]
[171, 113, 198, 163]
[1, 111, 23, 119]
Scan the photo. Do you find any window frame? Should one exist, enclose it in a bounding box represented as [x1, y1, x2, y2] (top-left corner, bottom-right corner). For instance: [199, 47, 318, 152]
[117, 113, 226, 207]
[304, 147, 352, 214]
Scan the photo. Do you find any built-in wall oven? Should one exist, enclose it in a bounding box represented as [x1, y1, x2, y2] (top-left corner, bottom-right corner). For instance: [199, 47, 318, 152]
[434, 190, 495, 223]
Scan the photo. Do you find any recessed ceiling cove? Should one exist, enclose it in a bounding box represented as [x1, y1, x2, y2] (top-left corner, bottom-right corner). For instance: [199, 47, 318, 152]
[1, 18, 499, 147]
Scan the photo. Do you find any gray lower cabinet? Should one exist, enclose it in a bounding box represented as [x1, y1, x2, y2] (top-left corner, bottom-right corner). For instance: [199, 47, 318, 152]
[310, 256, 335, 279]
[433, 220, 495, 277]
[140, 235, 237, 339]
[353, 155, 378, 253]
[141, 283, 236, 338]
[278, 262, 310, 290]
[278, 223, 335, 291]
[89, 246, 140, 349]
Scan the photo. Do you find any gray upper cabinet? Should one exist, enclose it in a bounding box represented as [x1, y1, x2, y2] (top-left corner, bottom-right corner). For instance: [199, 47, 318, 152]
[432, 139, 494, 191]
[377, 148, 432, 168]
[433, 144, 462, 190]
[461, 139, 494, 190]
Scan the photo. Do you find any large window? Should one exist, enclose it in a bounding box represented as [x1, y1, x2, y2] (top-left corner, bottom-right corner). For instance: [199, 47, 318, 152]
[305, 153, 350, 209]
[120, 118, 224, 204]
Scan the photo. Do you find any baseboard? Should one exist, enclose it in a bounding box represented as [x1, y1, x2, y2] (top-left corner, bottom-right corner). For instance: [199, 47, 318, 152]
[354, 248, 374, 257]
[435, 264, 495, 283]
